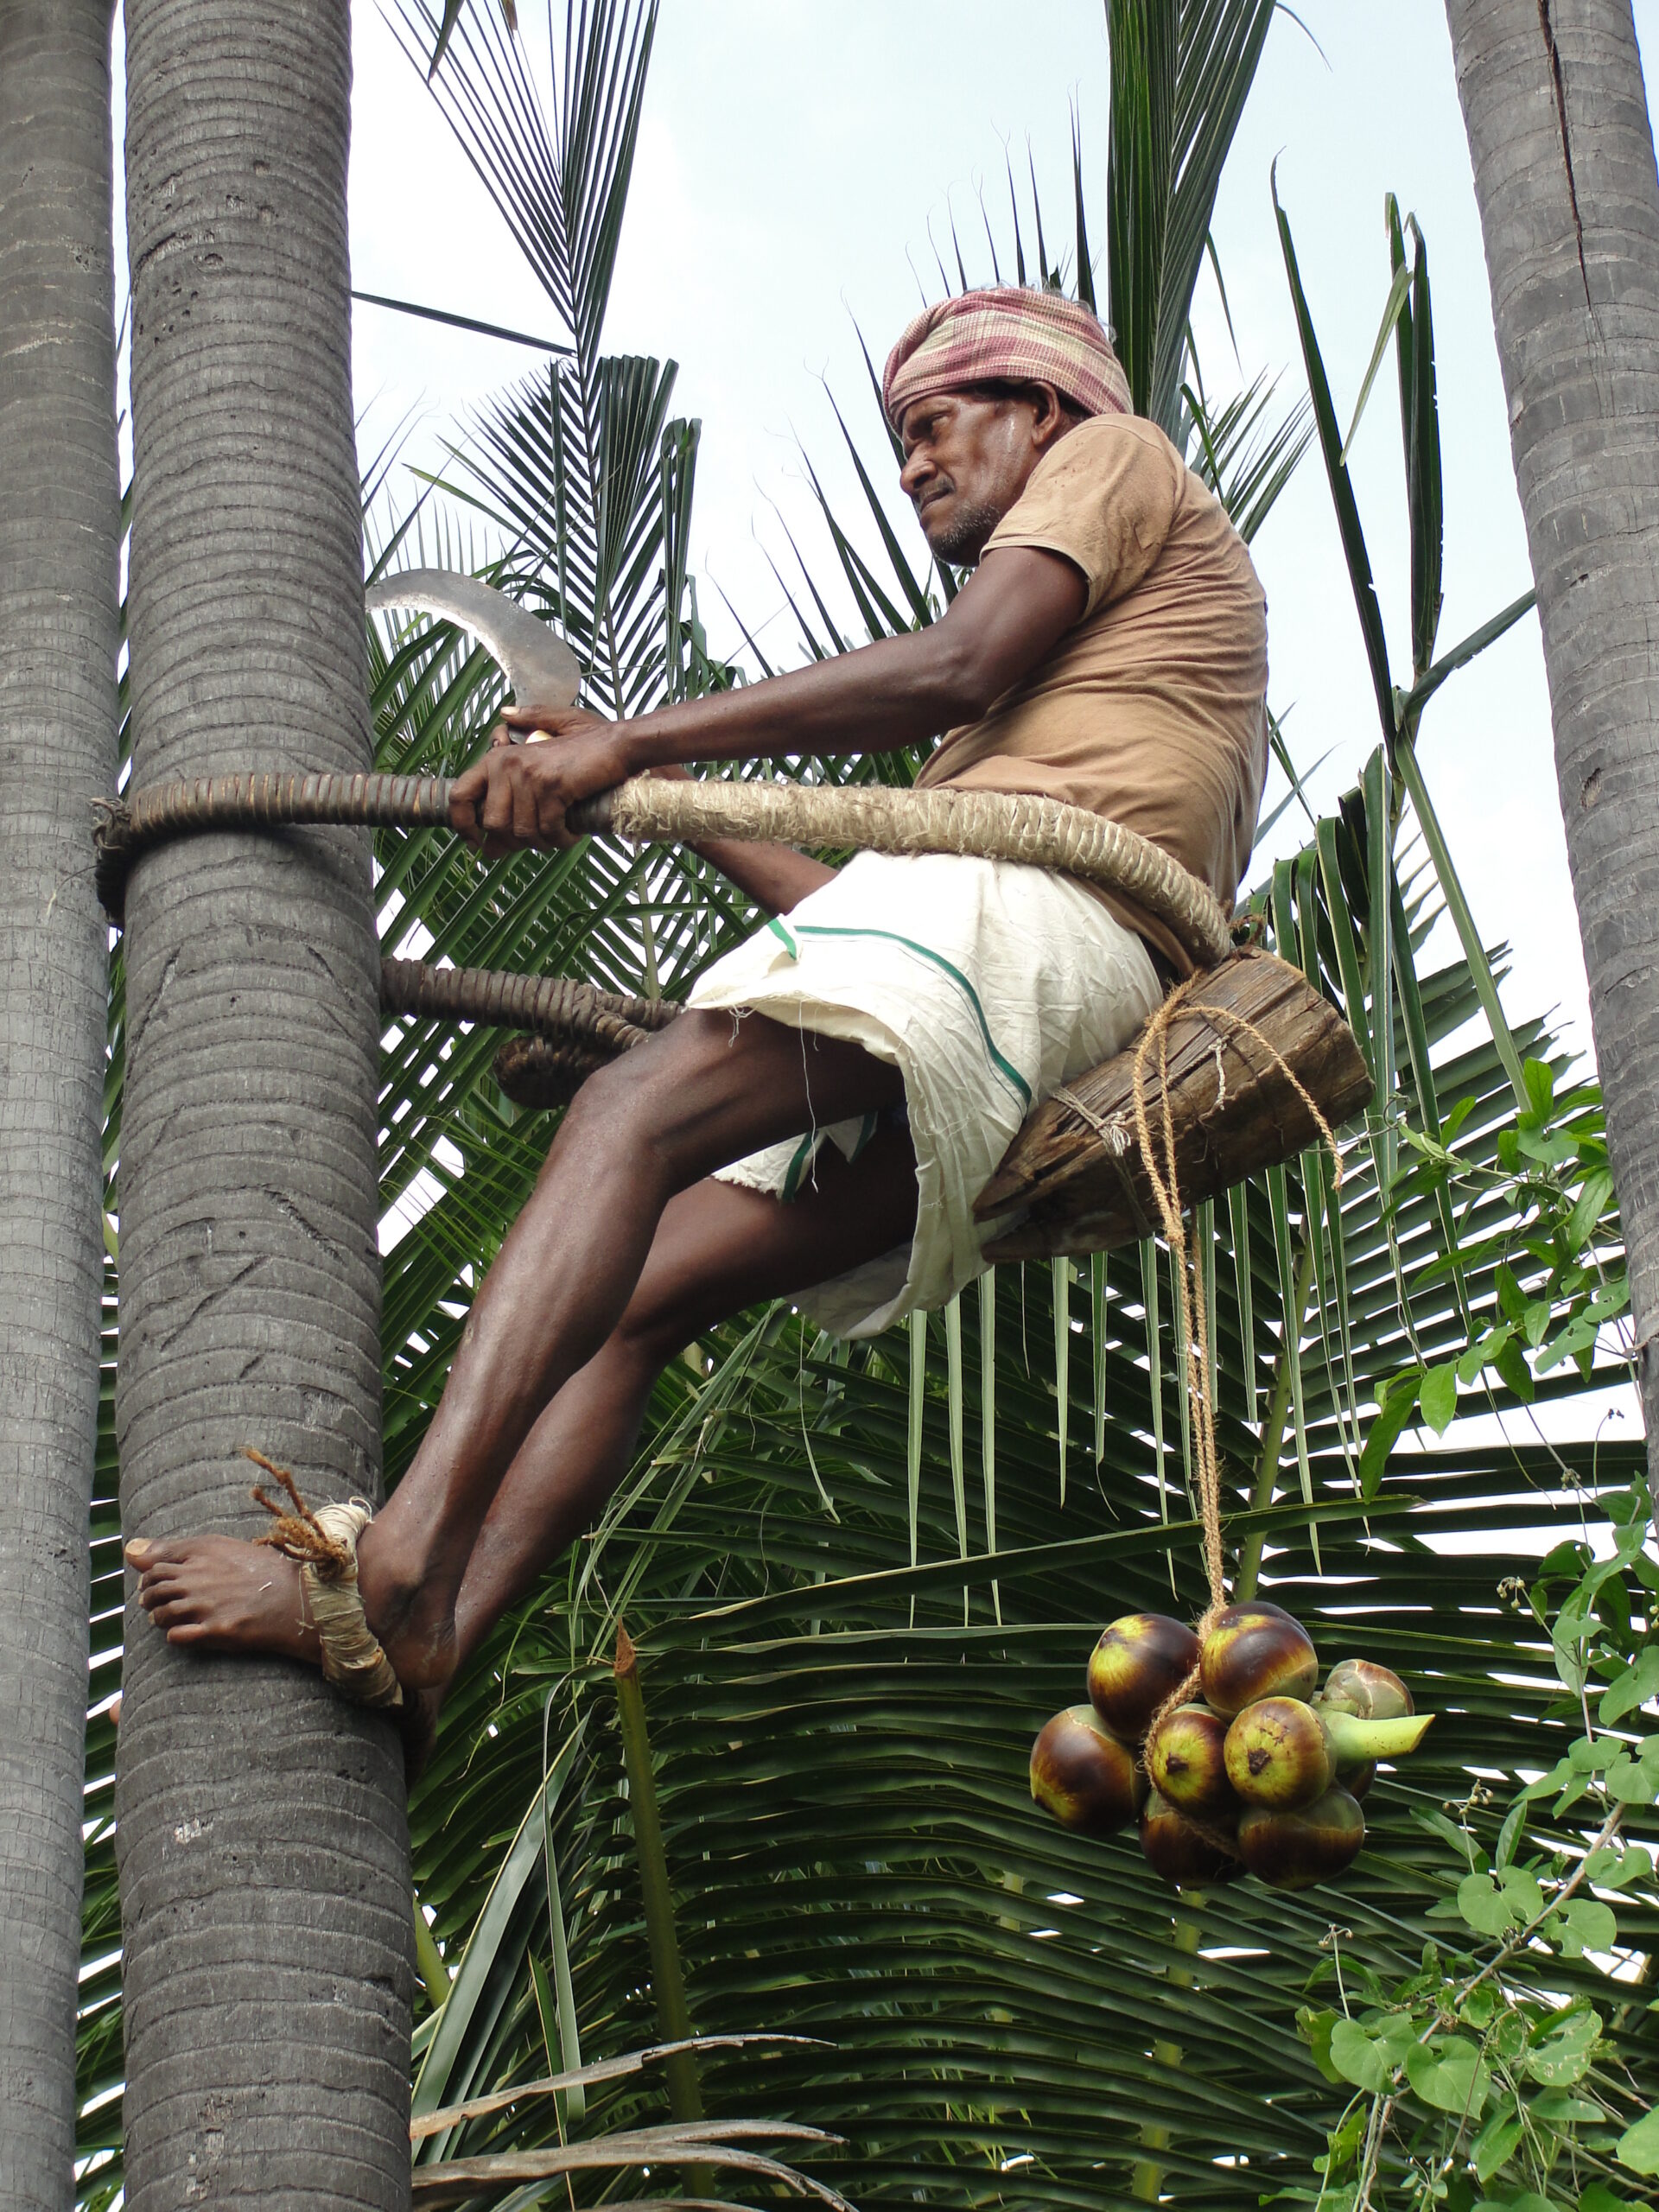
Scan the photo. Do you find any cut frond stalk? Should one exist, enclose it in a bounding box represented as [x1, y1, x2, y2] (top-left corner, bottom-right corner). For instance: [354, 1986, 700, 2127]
[979, 1268, 1001, 1625]
[613, 1626, 707, 2152]
[945, 1294, 968, 1624]
[1228, 1182, 1257, 1428]
[908, 1309, 926, 1624]
[1052, 1255, 1072, 1506]
[1092, 1251, 1109, 1465]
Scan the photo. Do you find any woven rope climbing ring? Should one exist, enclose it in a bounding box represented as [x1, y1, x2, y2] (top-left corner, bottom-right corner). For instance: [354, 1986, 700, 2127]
[95, 769, 1235, 967]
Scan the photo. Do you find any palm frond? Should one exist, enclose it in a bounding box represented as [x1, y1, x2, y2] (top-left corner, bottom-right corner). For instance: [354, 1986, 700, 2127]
[1106, 0, 1278, 436]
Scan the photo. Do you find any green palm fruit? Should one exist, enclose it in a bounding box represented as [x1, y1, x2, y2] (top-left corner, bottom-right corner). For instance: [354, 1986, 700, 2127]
[1224, 1694, 1332, 1808]
[1319, 1657, 1413, 1720]
[1145, 1702, 1235, 1817]
[1139, 1788, 1239, 1888]
[1198, 1602, 1319, 1715]
[1225, 1694, 1434, 1809]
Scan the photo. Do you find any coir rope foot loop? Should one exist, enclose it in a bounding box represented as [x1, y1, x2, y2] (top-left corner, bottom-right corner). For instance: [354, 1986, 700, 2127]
[247, 1448, 404, 1712]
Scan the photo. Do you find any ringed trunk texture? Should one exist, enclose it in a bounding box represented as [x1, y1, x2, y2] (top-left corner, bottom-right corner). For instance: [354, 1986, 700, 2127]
[0, 3, 121, 2200]
[1444, 0, 1659, 1515]
[116, 4, 412, 2206]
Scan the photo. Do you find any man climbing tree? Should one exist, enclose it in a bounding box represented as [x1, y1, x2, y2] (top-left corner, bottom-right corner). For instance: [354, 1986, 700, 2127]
[126, 284, 1270, 1750]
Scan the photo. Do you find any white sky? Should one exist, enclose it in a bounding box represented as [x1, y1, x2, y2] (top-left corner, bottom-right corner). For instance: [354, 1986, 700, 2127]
[340, 0, 1659, 1071]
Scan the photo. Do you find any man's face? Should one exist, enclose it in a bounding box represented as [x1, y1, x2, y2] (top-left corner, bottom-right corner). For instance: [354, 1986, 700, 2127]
[898, 389, 1053, 566]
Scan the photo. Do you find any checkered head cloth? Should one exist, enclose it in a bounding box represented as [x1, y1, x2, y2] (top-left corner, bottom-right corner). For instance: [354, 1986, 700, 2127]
[882, 285, 1133, 434]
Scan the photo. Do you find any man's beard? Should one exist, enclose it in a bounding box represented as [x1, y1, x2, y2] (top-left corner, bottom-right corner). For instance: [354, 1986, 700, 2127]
[926, 497, 1002, 567]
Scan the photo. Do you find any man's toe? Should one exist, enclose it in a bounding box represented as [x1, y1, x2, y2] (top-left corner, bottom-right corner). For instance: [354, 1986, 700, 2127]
[126, 1536, 193, 1569]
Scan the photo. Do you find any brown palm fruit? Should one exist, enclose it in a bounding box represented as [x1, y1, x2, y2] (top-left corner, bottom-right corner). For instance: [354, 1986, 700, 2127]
[1199, 1602, 1319, 1715]
[1145, 1702, 1235, 1818]
[1339, 1761, 1376, 1802]
[1237, 1785, 1365, 1891]
[1030, 1706, 1147, 1838]
[1226, 1694, 1435, 1809]
[1139, 1788, 1239, 1888]
[1087, 1612, 1199, 1740]
[1320, 1658, 1414, 1720]
[1224, 1695, 1332, 1809]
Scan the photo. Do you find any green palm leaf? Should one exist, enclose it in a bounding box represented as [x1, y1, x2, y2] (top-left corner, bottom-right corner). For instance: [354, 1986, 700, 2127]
[1106, 0, 1277, 436]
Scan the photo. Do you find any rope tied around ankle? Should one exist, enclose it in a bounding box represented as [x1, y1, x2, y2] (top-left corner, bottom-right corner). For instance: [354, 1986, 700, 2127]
[1130, 970, 1344, 1747]
[246, 1448, 404, 1711]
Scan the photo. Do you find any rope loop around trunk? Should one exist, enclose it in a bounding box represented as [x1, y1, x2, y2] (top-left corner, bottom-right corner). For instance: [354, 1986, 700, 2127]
[95, 769, 1236, 965]
[378, 958, 671, 1053]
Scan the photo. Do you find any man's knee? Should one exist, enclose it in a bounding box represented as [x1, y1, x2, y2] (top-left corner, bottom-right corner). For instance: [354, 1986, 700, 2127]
[556, 1014, 750, 1170]
[611, 1274, 693, 1374]
[557, 1033, 677, 1150]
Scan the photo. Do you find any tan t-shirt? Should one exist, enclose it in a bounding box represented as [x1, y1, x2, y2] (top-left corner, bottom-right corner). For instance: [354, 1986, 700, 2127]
[915, 412, 1269, 976]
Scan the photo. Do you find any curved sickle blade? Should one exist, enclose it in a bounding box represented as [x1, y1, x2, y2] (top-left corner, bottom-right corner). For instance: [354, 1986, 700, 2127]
[365, 568, 581, 709]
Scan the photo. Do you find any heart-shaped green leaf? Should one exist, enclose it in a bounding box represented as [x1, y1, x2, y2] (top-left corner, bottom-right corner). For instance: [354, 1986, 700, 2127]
[1525, 2009, 1601, 2087]
[1330, 2017, 1393, 2093]
[1459, 1870, 1521, 1936]
[1405, 2035, 1490, 2114]
[1617, 2104, 1659, 2177]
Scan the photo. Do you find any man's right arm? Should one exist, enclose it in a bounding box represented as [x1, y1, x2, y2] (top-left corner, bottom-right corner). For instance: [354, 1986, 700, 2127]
[454, 541, 1089, 855]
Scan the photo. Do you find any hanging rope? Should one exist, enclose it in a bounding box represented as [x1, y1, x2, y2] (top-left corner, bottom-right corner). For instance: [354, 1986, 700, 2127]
[1130, 974, 1344, 1734]
[93, 769, 1236, 965]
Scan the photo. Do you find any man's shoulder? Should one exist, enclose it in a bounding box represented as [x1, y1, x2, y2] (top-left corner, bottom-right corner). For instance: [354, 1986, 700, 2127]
[1033, 409, 1182, 482]
[1055, 415, 1255, 584]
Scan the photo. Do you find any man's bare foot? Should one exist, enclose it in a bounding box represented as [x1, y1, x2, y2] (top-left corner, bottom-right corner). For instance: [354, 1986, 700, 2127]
[124, 1518, 461, 1701]
[125, 1535, 320, 1668]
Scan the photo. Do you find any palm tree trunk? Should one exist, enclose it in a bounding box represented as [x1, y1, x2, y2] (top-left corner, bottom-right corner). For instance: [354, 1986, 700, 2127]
[115, 3, 411, 2203]
[0, 3, 121, 2201]
[1445, 0, 1659, 1515]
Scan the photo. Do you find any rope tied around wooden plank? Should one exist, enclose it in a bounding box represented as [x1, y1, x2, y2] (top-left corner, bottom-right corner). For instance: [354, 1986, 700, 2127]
[976, 950, 1372, 1259]
[93, 768, 1237, 966]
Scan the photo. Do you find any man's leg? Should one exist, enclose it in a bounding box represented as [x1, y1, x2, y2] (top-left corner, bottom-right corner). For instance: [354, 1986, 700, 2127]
[127, 1011, 908, 1691]
[448, 1124, 917, 1670]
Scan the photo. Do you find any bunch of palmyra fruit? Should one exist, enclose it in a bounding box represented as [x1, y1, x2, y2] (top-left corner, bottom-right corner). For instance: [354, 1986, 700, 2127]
[1029, 1603, 1433, 1891]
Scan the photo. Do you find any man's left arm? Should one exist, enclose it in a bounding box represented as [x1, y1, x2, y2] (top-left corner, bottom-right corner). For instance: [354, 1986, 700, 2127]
[451, 543, 1088, 856]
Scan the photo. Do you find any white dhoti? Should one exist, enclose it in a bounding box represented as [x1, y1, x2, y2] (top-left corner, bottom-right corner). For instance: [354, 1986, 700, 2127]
[685, 850, 1162, 1339]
